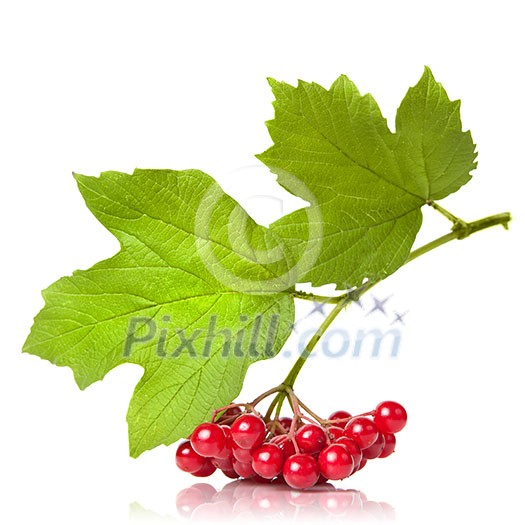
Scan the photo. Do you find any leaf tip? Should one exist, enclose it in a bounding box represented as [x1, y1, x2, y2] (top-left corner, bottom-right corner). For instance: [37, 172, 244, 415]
[332, 73, 351, 86]
[423, 65, 435, 78]
[128, 445, 142, 459]
[73, 373, 92, 391]
[267, 77, 281, 92]
[72, 172, 92, 189]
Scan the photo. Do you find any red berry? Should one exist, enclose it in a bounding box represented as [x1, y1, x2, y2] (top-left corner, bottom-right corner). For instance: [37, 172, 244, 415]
[175, 440, 207, 473]
[335, 436, 363, 468]
[296, 424, 327, 454]
[221, 468, 239, 479]
[379, 433, 396, 458]
[281, 439, 296, 459]
[217, 406, 242, 422]
[232, 459, 256, 479]
[220, 424, 232, 440]
[374, 401, 408, 434]
[191, 458, 216, 477]
[213, 425, 233, 459]
[283, 453, 319, 489]
[231, 440, 253, 462]
[316, 474, 329, 485]
[344, 417, 379, 449]
[211, 455, 233, 471]
[328, 410, 352, 428]
[215, 407, 242, 426]
[230, 414, 266, 449]
[327, 426, 344, 440]
[356, 457, 367, 472]
[252, 443, 284, 479]
[362, 432, 386, 459]
[270, 436, 296, 459]
[190, 423, 227, 458]
[278, 416, 293, 433]
[318, 444, 354, 480]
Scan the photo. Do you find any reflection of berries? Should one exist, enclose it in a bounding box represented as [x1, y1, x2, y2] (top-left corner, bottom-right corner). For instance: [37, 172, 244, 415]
[175, 399, 407, 489]
[175, 482, 395, 521]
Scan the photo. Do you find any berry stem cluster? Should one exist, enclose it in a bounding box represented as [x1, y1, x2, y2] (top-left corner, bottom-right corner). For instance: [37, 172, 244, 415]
[177, 397, 408, 488]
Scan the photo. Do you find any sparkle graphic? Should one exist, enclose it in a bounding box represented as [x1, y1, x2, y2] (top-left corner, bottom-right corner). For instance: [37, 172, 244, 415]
[308, 301, 327, 317]
[391, 310, 409, 325]
[366, 295, 392, 316]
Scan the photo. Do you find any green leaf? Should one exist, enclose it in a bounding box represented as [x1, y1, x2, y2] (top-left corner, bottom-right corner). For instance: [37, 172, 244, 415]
[23, 169, 294, 457]
[257, 67, 477, 289]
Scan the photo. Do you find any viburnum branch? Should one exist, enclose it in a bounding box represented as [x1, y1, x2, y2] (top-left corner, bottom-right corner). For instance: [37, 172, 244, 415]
[280, 209, 511, 392]
[23, 69, 513, 477]
[406, 211, 511, 261]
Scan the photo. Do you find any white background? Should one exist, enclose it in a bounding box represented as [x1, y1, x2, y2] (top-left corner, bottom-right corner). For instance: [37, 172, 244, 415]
[1, 1, 523, 524]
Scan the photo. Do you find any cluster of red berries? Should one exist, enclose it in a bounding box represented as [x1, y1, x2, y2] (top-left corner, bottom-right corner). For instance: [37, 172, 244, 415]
[176, 401, 407, 489]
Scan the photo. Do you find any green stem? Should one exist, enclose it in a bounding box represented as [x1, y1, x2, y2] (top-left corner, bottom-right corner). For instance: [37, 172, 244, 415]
[273, 394, 286, 419]
[279, 209, 511, 391]
[281, 293, 353, 388]
[264, 387, 285, 422]
[249, 385, 284, 408]
[407, 211, 511, 262]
